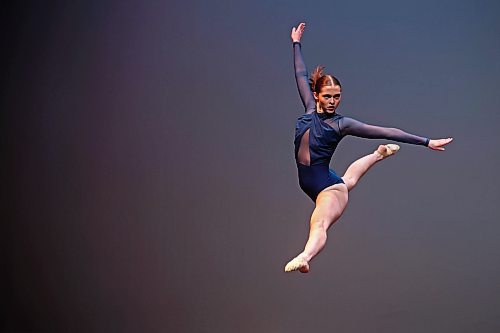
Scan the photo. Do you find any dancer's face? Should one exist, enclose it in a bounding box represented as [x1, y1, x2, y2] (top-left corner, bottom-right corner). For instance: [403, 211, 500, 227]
[314, 85, 342, 114]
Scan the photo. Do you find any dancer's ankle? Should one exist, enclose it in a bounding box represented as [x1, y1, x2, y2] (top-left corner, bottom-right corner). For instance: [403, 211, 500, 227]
[373, 150, 385, 161]
[297, 253, 311, 262]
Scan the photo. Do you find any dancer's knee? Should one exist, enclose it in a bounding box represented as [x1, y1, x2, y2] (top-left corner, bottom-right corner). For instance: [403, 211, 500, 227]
[342, 176, 356, 191]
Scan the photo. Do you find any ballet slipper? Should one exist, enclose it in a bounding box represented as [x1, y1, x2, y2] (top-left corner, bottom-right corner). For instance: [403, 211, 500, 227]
[284, 256, 310, 273]
[375, 144, 400, 158]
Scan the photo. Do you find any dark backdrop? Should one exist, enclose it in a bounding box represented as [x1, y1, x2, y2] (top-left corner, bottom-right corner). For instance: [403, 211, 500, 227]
[3, 0, 500, 332]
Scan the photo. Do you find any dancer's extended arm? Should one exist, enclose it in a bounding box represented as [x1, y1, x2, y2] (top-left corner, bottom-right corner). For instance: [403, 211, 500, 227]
[291, 23, 316, 113]
[340, 117, 453, 150]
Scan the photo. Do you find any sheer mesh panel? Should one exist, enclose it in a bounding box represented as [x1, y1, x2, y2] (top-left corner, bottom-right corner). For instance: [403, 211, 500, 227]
[297, 128, 310, 166]
[340, 117, 428, 145]
[324, 118, 340, 133]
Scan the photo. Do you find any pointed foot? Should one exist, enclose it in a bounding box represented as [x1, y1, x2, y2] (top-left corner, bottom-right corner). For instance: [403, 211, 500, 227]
[284, 257, 310, 273]
[375, 144, 400, 158]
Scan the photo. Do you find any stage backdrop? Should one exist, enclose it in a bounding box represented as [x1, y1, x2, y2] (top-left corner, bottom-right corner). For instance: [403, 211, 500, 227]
[3, 0, 500, 332]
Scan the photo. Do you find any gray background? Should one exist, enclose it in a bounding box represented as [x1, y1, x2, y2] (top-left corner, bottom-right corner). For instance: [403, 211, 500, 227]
[3, 0, 500, 332]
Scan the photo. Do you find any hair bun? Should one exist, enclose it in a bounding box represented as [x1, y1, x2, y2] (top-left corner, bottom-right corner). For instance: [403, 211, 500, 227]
[309, 65, 325, 92]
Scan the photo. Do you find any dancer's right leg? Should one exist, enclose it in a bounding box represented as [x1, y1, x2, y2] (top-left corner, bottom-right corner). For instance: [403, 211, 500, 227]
[285, 183, 348, 273]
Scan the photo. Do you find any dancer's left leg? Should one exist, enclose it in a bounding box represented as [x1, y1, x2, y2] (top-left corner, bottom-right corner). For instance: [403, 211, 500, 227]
[342, 144, 398, 191]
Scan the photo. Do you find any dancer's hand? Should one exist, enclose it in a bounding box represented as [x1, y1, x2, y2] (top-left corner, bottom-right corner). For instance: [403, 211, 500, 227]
[291, 22, 306, 43]
[428, 138, 453, 151]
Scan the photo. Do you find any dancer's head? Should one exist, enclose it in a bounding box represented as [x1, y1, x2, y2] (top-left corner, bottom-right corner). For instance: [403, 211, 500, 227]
[309, 66, 342, 114]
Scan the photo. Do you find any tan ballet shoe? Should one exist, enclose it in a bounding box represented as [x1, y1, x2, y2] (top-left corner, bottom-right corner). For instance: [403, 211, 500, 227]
[375, 144, 400, 158]
[284, 257, 310, 273]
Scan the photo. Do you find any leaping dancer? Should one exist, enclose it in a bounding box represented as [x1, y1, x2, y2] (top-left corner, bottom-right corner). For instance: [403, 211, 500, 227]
[285, 22, 453, 273]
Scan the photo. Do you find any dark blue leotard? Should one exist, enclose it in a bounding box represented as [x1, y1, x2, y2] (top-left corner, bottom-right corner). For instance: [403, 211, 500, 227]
[293, 42, 429, 202]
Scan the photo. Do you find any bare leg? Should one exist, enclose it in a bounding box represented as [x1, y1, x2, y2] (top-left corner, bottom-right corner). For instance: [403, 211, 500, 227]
[285, 183, 348, 273]
[342, 144, 399, 191]
[284, 145, 399, 273]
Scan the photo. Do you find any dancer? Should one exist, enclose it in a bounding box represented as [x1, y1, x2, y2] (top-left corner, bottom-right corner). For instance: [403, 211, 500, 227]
[285, 23, 452, 273]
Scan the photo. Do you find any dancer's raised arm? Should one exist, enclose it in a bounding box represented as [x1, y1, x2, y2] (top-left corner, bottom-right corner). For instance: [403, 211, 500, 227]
[291, 23, 316, 113]
[340, 117, 453, 150]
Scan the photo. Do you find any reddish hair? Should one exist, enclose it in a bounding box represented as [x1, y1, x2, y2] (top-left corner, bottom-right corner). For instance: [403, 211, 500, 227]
[309, 66, 341, 93]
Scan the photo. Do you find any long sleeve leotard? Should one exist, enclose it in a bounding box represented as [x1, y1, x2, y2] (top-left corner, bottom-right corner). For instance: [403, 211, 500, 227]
[292, 42, 429, 201]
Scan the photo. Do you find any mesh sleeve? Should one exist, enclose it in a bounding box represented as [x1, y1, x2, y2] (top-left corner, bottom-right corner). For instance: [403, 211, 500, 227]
[340, 117, 429, 146]
[293, 42, 316, 113]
